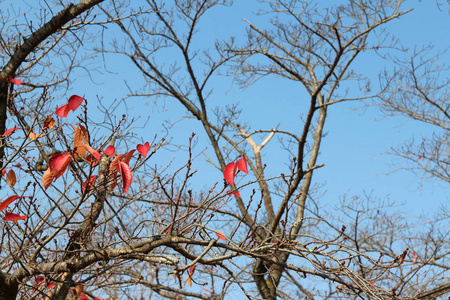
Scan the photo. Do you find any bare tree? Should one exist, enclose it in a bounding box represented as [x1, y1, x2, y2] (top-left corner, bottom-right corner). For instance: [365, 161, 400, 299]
[1, 1, 448, 300]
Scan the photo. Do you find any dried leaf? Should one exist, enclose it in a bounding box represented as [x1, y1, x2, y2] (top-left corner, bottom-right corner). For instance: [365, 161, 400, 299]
[223, 162, 237, 185]
[42, 168, 55, 190]
[6, 169, 16, 187]
[73, 124, 89, 158]
[75, 285, 84, 296]
[5, 212, 27, 221]
[28, 130, 45, 140]
[42, 116, 55, 130]
[123, 149, 135, 165]
[137, 142, 150, 158]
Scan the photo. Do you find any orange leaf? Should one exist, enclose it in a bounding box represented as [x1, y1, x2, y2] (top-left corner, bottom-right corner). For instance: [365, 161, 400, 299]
[3, 127, 20, 137]
[413, 257, 418, 265]
[118, 161, 132, 193]
[42, 116, 55, 130]
[136, 142, 150, 158]
[28, 130, 45, 141]
[75, 285, 84, 296]
[73, 124, 89, 158]
[223, 162, 237, 185]
[215, 231, 226, 240]
[189, 264, 197, 276]
[6, 169, 16, 187]
[236, 156, 248, 174]
[1, 169, 6, 177]
[5, 212, 27, 221]
[47, 283, 55, 289]
[0, 195, 20, 212]
[186, 275, 192, 287]
[42, 168, 55, 190]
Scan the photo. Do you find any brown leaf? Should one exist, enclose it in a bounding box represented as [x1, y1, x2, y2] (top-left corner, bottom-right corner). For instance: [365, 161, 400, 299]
[42, 117, 55, 130]
[75, 285, 83, 296]
[42, 168, 55, 190]
[28, 130, 45, 140]
[72, 124, 89, 158]
[6, 169, 16, 187]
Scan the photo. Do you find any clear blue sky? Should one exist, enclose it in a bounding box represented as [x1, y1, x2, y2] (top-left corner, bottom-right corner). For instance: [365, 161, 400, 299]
[61, 1, 448, 219]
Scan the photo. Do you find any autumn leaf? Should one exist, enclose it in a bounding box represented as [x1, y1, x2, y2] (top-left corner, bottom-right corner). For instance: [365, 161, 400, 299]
[42, 168, 54, 190]
[236, 156, 248, 174]
[215, 231, 226, 240]
[79, 294, 88, 300]
[49, 153, 71, 179]
[5, 212, 27, 221]
[186, 264, 197, 287]
[226, 190, 241, 198]
[102, 145, 116, 157]
[223, 162, 237, 185]
[6, 169, 16, 187]
[35, 276, 44, 284]
[137, 142, 150, 157]
[123, 149, 136, 165]
[110, 154, 125, 173]
[9, 76, 22, 86]
[55, 104, 70, 118]
[28, 130, 45, 140]
[82, 175, 98, 193]
[1, 169, 5, 177]
[118, 161, 132, 193]
[67, 95, 84, 112]
[75, 285, 84, 296]
[0, 195, 20, 212]
[72, 124, 89, 158]
[47, 283, 55, 289]
[83, 143, 101, 163]
[42, 116, 55, 130]
[3, 127, 20, 137]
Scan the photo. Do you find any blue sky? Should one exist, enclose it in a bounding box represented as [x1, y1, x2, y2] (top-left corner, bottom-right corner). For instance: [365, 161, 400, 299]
[47, 0, 449, 218]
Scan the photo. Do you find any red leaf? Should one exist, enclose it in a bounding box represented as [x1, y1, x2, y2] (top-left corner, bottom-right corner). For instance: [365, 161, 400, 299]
[418, 155, 422, 160]
[3, 127, 20, 136]
[223, 162, 237, 185]
[123, 149, 135, 165]
[82, 175, 98, 193]
[49, 153, 71, 179]
[136, 142, 150, 158]
[236, 156, 248, 174]
[67, 95, 84, 112]
[102, 145, 116, 157]
[47, 283, 55, 289]
[5, 212, 27, 221]
[189, 264, 197, 276]
[79, 294, 88, 300]
[215, 231, 226, 240]
[0, 195, 20, 212]
[35, 276, 44, 284]
[55, 104, 71, 118]
[226, 190, 241, 198]
[9, 76, 22, 86]
[83, 144, 101, 163]
[1, 169, 5, 177]
[118, 162, 133, 193]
